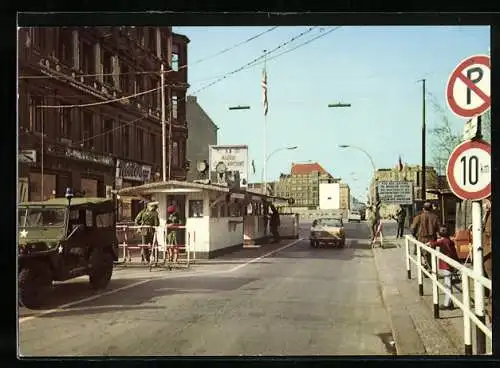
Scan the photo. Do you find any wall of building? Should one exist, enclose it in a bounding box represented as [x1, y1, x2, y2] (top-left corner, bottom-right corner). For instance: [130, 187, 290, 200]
[18, 27, 190, 204]
[339, 183, 350, 211]
[319, 183, 340, 210]
[185, 95, 218, 182]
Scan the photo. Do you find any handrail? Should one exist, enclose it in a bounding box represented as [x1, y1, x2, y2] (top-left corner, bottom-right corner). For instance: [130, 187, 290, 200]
[404, 235, 492, 355]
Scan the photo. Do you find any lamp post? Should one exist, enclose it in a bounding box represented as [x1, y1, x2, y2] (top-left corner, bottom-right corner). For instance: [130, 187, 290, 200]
[262, 145, 298, 194]
[338, 144, 377, 205]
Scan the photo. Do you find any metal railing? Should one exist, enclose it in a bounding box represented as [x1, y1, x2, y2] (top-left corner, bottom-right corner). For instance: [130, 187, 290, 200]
[404, 235, 492, 355]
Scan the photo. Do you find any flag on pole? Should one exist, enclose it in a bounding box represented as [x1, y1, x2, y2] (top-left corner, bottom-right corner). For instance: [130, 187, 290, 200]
[262, 68, 268, 116]
[251, 159, 256, 175]
[398, 155, 404, 172]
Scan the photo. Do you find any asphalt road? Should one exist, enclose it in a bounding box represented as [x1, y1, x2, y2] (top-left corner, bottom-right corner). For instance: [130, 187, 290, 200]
[19, 220, 396, 357]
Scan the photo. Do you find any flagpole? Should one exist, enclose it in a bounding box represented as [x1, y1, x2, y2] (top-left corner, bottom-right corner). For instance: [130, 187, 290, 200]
[262, 49, 268, 195]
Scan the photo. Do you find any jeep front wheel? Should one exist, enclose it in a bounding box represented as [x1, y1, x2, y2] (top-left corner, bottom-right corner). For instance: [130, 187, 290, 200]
[89, 250, 114, 290]
[19, 261, 52, 309]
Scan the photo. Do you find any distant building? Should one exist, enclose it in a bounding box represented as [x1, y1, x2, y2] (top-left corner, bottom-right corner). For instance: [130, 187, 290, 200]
[339, 182, 351, 211]
[274, 162, 338, 209]
[185, 95, 218, 182]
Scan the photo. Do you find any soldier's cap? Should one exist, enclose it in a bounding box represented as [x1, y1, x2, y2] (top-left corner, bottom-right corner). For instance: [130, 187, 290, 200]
[148, 201, 159, 208]
[167, 205, 176, 213]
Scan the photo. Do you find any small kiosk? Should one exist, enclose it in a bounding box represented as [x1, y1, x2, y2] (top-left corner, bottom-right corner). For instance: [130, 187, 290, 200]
[117, 181, 299, 260]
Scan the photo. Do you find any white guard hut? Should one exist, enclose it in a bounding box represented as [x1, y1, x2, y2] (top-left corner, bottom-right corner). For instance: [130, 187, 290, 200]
[117, 181, 298, 259]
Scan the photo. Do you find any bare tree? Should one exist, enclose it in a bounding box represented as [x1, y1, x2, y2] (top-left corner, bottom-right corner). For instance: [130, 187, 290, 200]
[427, 93, 462, 175]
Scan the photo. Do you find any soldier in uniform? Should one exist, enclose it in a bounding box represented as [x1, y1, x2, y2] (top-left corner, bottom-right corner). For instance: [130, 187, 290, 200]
[269, 204, 281, 243]
[410, 201, 440, 269]
[135, 201, 159, 263]
[395, 205, 407, 238]
[166, 205, 182, 263]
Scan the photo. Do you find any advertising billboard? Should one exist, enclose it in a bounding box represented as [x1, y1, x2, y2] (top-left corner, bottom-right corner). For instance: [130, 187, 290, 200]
[209, 145, 249, 189]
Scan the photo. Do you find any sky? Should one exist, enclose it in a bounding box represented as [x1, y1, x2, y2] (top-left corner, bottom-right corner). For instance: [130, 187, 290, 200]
[173, 26, 490, 201]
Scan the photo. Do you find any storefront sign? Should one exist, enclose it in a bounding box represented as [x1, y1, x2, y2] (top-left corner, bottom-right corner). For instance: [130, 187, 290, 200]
[115, 159, 152, 182]
[65, 148, 114, 166]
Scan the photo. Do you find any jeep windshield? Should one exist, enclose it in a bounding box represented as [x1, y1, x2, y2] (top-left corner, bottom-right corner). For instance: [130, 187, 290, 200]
[18, 207, 67, 228]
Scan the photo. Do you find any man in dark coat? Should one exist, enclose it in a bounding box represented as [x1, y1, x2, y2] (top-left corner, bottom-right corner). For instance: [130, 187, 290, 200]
[269, 205, 281, 243]
[395, 205, 407, 238]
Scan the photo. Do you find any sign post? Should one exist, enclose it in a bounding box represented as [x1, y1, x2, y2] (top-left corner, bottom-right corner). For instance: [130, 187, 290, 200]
[446, 139, 491, 354]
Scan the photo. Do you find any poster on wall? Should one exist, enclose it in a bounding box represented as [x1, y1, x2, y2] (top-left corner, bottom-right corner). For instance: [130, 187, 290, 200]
[209, 145, 248, 189]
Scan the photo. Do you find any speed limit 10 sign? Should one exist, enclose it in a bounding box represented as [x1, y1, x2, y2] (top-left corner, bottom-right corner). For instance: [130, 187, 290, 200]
[446, 140, 491, 201]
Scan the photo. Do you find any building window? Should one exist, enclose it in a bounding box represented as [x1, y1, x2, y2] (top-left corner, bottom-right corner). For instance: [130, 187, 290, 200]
[33, 27, 47, 51]
[151, 133, 156, 163]
[136, 75, 145, 104]
[120, 62, 129, 93]
[80, 40, 95, 75]
[102, 49, 113, 86]
[59, 105, 72, 139]
[136, 28, 144, 46]
[82, 110, 94, 149]
[103, 118, 114, 154]
[172, 141, 179, 168]
[171, 92, 178, 119]
[122, 124, 130, 158]
[172, 43, 179, 71]
[136, 128, 144, 160]
[58, 28, 73, 66]
[29, 94, 43, 133]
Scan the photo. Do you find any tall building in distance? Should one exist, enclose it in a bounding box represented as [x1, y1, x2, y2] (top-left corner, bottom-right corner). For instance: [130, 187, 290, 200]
[18, 27, 189, 206]
[274, 162, 338, 209]
[185, 95, 219, 182]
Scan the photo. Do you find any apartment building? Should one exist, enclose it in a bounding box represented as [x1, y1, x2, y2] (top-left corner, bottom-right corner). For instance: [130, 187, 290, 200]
[18, 27, 189, 207]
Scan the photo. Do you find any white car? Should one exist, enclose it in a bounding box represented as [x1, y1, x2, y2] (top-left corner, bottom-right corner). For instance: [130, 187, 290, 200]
[347, 210, 361, 223]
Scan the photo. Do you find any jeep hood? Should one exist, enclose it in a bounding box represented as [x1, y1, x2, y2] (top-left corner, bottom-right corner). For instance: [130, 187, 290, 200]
[18, 228, 65, 247]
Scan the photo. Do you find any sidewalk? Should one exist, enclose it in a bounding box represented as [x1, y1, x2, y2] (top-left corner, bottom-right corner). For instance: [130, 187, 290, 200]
[372, 235, 461, 355]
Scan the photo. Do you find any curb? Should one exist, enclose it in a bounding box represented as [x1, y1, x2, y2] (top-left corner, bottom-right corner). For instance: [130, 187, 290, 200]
[372, 247, 427, 355]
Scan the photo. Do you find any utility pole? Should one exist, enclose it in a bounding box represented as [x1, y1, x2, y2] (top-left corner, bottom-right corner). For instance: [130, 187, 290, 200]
[161, 64, 167, 181]
[168, 82, 173, 181]
[262, 49, 268, 195]
[420, 78, 426, 202]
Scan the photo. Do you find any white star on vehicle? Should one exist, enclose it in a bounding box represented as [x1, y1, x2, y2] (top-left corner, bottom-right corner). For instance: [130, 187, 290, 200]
[20, 229, 28, 238]
[58, 245, 63, 254]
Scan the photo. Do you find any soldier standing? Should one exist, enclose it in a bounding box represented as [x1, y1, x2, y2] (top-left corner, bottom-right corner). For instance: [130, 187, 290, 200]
[395, 205, 407, 238]
[166, 205, 182, 263]
[269, 204, 281, 243]
[135, 201, 159, 263]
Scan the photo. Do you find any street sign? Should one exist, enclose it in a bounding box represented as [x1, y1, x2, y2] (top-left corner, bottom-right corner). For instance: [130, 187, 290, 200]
[376, 181, 413, 205]
[18, 149, 37, 163]
[446, 55, 490, 119]
[446, 140, 491, 201]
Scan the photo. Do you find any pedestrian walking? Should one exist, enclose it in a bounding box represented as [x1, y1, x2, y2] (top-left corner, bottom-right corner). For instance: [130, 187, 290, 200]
[269, 204, 281, 243]
[482, 196, 492, 321]
[395, 205, 406, 238]
[367, 204, 378, 241]
[410, 201, 440, 269]
[429, 226, 460, 310]
[135, 201, 159, 263]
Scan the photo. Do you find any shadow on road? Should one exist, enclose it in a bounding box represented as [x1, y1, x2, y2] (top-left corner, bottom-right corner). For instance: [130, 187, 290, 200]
[32, 276, 259, 318]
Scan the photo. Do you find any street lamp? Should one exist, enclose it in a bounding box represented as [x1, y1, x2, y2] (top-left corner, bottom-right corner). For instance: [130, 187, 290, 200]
[228, 105, 251, 110]
[338, 144, 377, 205]
[328, 102, 351, 108]
[263, 145, 298, 194]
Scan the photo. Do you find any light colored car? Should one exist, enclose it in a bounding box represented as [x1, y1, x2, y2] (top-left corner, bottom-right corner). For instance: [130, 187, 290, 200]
[347, 210, 361, 223]
[310, 217, 345, 248]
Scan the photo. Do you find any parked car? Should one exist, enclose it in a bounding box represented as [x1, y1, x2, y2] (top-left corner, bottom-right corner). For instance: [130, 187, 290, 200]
[310, 217, 345, 248]
[347, 210, 361, 223]
[18, 195, 118, 309]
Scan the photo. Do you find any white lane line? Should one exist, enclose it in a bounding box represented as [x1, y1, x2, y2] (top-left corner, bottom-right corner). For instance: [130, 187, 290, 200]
[18, 238, 304, 324]
[227, 238, 304, 273]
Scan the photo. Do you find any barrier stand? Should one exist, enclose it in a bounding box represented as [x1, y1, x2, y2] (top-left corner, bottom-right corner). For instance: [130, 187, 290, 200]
[416, 244, 424, 296]
[462, 273, 473, 355]
[431, 246, 440, 319]
[405, 236, 411, 280]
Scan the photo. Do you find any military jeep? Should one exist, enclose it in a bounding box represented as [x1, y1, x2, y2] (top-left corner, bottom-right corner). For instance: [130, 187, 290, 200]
[18, 196, 118, 309]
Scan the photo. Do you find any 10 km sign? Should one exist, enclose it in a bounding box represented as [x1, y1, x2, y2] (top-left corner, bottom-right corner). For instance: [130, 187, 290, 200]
[446, 55, 490, 119]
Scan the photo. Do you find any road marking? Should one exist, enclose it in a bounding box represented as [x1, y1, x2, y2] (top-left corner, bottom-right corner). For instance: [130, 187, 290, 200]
[227, 238, 304, 273]
[18, 238, 304, 324]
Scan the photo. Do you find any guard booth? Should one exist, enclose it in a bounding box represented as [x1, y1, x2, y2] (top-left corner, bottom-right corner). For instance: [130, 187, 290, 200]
[117, 181, 299, 259]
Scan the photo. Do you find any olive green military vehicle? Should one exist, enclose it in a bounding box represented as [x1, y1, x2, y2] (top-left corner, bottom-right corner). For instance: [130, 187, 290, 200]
[18, 196, 118, 309]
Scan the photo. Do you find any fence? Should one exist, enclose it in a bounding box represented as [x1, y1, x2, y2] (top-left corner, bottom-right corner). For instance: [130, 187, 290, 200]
[404, 235, 492, 355]
[116, 224, 192, 270]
